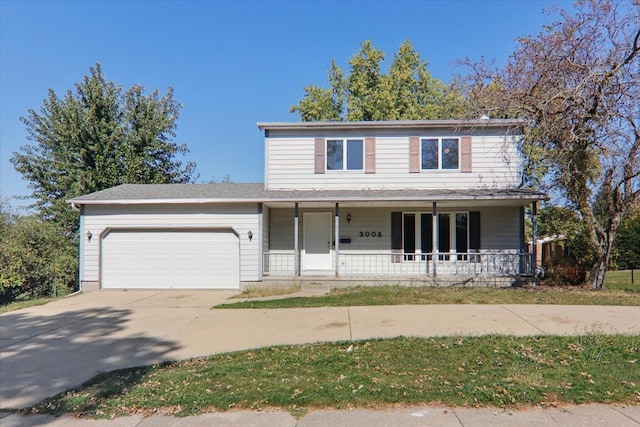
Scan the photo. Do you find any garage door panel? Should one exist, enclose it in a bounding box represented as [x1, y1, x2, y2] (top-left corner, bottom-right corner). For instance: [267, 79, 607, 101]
[102, 230, 239, 289]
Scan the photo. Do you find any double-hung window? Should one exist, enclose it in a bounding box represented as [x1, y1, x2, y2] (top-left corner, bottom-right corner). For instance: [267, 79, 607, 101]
[327, 139, 364, 171]
[421, 138, 460, 170]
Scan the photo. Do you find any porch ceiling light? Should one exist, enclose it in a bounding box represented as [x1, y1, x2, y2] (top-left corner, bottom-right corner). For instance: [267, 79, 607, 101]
[347, 213, 351, 223]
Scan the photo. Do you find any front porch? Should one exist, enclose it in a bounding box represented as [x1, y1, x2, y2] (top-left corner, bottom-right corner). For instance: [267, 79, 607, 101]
[263, 250, 535, 287]
[258, 189, 545, 288]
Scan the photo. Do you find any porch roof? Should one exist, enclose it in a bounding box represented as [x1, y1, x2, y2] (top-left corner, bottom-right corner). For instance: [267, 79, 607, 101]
[69, 183, 547, 206]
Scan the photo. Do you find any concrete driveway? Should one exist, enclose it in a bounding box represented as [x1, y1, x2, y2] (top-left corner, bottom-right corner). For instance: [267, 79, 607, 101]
[1, 290, 639, 409]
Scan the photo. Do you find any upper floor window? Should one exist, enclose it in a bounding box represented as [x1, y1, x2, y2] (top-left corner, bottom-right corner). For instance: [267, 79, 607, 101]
[421, 138, 459, 170]
[327, 139, 363, 171]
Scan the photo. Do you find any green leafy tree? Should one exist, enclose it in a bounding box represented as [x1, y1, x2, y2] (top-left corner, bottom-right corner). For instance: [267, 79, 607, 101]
[291, 40, 465, 121]
[613, 211, 640, 270]
[0, 201, 77, 304]
[537, 205, 596, 279]
[11, 64, 196, 235]
[464, 0, 639, 289]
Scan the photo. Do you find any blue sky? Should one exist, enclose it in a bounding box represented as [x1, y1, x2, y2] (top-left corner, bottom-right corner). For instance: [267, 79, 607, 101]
[1, 0, 567, 207]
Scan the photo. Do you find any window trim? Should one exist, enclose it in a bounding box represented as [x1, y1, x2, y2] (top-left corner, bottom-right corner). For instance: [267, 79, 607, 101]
[326, 138, 365, 172]
[420, 137, 461, 171]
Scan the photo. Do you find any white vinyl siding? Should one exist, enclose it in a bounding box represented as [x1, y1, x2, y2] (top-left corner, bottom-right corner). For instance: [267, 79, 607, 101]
[480, 206, 522, 250]
[265, 131, 520, 190]
[80, 203, 260, 284]
[268, 207, 519, 253]
[266, 206, 522, 275]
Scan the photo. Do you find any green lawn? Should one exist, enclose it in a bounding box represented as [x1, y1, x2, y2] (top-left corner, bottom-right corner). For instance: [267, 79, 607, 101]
[0, 297, 59, 314]
[605, 269, 640, 292]
[219, 284, 640, 309]
[27, 334, 640, 418]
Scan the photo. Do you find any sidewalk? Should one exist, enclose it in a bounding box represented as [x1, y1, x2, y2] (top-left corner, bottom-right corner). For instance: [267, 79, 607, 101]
[1, 290, 639, 425]
[1, 404, 639, 426]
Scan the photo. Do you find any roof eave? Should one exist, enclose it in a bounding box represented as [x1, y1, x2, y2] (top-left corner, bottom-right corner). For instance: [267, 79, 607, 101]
[69, 193, 547, 206]
[257, 119, 527, 131]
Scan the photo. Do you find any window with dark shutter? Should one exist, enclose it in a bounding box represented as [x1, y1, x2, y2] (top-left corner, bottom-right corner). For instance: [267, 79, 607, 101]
[469, 211, 481, 262]
[469, 211, 481, 250]
[421, 213, 433, 260]
[391, 212, 402, 262]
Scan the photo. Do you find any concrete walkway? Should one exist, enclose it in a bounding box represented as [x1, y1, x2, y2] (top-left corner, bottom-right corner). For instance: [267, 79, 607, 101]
[1, 404, 639, 426]
[1, 290, 639, 425]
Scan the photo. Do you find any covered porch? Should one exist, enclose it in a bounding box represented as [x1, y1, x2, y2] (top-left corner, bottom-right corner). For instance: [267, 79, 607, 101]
[259, 189, 546, 287]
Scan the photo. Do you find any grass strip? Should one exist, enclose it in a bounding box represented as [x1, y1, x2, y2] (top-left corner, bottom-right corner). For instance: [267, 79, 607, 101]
[218, 286, 640, 309]
[28, 335, 640, 418]
[0, 297, 59, 314]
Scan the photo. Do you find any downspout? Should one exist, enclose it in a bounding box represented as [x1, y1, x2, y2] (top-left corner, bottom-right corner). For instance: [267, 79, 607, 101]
[70, 202, 83, 294]
[294, 203, 299, 276]
[335, 203, 339, 277]
[432, 202, 438, 278]
[532, 201, 539, 280]
[257, 203, 263, 282]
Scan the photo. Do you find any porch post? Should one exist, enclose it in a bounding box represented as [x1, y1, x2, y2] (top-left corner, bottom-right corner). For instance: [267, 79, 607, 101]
[532, 201, 538, 276]
[335, 203, 340, 277]
[294, 203, 300, 276]
[432, 201, 438, 278]
[257, 203, 263, 281]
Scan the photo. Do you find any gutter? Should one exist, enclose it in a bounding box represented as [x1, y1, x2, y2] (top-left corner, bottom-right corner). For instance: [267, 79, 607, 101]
[257, 118, 527, 131]
[68, 193, 549, 206]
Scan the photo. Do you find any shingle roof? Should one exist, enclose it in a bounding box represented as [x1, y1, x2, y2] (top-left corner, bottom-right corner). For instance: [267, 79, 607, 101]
[69, 183, 547, 205]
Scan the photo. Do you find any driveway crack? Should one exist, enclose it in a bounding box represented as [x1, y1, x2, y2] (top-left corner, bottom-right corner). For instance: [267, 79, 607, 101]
[348, 307, 353, 341]
[501, 306, 547, 334]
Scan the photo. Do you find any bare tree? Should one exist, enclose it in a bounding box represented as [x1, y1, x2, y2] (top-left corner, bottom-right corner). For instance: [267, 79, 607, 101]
[464, 0, 639, 289]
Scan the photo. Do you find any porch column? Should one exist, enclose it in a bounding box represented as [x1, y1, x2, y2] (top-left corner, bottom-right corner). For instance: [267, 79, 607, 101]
[532, 201, 538, 276]
[335, 203, 340, 277]
[294, 203, 300, 276]
[432, 201, 438, 278]
[257, 203, 263, 281]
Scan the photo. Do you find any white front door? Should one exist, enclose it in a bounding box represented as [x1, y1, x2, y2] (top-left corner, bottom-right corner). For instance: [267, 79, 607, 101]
[303, 212, 332, 271]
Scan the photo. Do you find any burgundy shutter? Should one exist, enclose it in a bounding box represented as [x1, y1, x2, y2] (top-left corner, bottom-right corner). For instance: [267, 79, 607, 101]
[365, 137, 376, 173]
[409, 136, 420, 173]
[314, 137, 325, 174]
[461, 136, 472, 173]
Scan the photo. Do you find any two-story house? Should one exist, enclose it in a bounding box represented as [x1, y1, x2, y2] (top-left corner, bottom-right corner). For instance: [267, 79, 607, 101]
[69, 119, 547, 291]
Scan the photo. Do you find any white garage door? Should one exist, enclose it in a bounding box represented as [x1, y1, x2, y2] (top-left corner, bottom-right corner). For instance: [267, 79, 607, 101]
[101, 229, 239, 289]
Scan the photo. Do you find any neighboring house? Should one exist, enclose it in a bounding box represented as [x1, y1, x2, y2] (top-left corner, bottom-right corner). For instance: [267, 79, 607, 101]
[69, 119, 547, 291]
[529, 235, 568, 267]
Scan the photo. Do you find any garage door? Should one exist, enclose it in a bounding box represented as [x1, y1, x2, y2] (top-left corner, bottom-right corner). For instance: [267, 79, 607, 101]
[101, 229, 239, 289]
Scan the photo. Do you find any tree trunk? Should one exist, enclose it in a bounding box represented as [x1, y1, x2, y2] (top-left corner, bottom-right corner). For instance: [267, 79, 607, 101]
[587, 231, 616, 289]
[588, 259, 608, 289]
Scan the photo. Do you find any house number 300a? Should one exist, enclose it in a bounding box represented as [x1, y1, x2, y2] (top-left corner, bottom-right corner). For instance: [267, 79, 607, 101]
[360, 231, 382, 238]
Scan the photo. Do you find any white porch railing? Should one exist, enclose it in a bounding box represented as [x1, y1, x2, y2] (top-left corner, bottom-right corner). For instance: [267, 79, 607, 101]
[264, 251, 534, 277]
[263, 250, 296, 274]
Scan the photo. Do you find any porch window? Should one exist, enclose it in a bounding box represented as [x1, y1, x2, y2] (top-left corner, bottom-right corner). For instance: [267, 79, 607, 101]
[327, 139, 364, 171]
[395, 211, 480, 260]
[421, 137, 460, 170]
